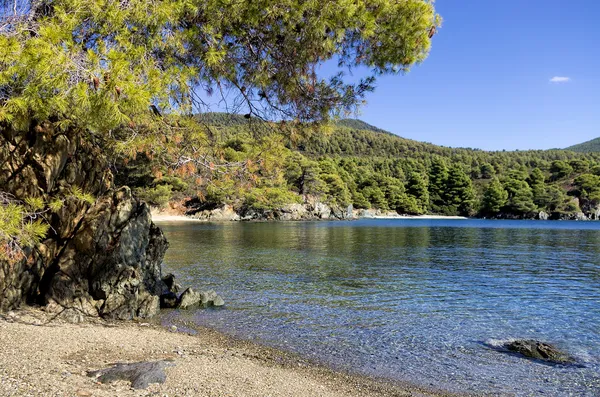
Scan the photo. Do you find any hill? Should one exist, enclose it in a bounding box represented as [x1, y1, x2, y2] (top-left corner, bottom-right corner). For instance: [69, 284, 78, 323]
[117, 113, 600, 220]
[566, 137, 600, 153]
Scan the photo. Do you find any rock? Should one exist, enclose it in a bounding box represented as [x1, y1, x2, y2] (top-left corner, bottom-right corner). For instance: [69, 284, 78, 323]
[190, 204, 240, 221]
[199, 290, 224, 307]
[160, 292, 178, 309]
[0, 125, 168, 319]
[199, 290, 216, 307]
[177, 288, 201, 309]
[278, 204, 308, 221]
[87, 360, 174, 389]
[538, 211, 549, 220]
[354, 208, 381, 218]
[161, 273, 180, 294]
[212, 295, 225, 307]
[76, 390, 93, 397]
[330, 204, 354, 220]
[503, 340, 576, 365]
[311, 202, 331, 219]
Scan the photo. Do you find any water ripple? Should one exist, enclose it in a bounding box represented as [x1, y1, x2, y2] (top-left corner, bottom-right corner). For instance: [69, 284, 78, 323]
[160, 219, 600, 396]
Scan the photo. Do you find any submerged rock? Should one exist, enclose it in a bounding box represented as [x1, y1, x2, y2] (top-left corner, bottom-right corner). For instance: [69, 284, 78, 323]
[503, 340, 576, 365]
[87, 360, 174, 389]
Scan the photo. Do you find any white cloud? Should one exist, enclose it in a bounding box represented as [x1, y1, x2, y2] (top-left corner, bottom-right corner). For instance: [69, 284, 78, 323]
[550, 76, 571, 83]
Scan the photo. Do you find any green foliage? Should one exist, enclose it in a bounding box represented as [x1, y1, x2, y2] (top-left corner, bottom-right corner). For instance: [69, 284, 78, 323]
[69, 186, 95, 205]
[1, 0, 442, 256]
[135, 185, 173, 208]
[444, 165, 475, 216]
[428, 158, 449, 213]
[244, 187, 302, 211]
[550, 161, 573, 180]
[574, 174, 600, 203]
[481, 178, 508, 215]
[502, 176, 536, 216]
[0, 198, 49, 261]
[1, 0, 439, 134]
[113, 113, 600, 219]
[566, 137, 600, 153]
[405, 172, 429, 214]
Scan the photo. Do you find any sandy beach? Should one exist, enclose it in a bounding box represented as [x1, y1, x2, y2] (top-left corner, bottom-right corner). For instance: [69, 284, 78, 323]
[0, 308, 471, 397]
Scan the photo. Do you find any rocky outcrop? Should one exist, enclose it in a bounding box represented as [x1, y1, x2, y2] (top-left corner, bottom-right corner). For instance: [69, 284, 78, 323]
[0, 123, 168, 319]
[190, 204, 241, 221]
[580, 198, 600, 220]
[186, 200, 355, 222]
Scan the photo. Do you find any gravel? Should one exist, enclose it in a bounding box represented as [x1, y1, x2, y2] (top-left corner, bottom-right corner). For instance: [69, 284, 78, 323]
[0, 308, 470, 397]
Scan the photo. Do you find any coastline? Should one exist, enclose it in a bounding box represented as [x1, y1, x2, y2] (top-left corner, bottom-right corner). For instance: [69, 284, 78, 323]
[0, 308, 473, 397]
[151, 213, 469, 223]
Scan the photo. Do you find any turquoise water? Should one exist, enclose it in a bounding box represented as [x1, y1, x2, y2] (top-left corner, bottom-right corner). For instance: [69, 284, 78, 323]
[159, 219, 600, 396]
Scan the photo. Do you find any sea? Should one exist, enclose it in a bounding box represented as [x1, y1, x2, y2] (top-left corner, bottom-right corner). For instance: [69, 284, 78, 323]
[158, 219, 600, 396]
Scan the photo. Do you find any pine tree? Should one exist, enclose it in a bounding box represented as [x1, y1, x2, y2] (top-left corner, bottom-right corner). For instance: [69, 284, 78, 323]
[445, 165, 475, 216]
[1, 0, 441, 252]
[428, 158, 449, 213]
[481, 178, 508, 215]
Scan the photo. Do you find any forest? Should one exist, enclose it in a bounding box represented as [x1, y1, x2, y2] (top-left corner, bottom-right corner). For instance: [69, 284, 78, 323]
[567, 137, 600, 153]
[123, 113, 600, 220]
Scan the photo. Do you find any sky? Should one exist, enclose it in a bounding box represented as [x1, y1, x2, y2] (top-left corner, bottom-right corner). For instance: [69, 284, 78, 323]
[336, 0, 600, 151]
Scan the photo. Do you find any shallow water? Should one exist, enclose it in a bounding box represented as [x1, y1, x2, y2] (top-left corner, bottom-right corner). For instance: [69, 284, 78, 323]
[159, 219, 600, 396]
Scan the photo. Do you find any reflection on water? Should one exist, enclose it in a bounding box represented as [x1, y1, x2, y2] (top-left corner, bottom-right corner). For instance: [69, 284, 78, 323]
[159, 219, 600, 396]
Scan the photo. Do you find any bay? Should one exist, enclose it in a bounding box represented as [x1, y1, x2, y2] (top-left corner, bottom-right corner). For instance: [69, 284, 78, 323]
[159, 219, 600, 396]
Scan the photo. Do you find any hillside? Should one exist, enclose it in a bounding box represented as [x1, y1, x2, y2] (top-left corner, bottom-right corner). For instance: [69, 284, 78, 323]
[118, 113, 600, 220]
[566, 137, 600, 153]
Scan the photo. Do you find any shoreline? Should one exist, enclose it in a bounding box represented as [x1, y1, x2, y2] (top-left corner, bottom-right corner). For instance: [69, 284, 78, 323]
[0, 307, 475, 397]
[151, 213, 469, 223]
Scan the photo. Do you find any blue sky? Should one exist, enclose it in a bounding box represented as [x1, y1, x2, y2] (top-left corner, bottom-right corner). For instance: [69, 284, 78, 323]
[340, 0, 600, 151]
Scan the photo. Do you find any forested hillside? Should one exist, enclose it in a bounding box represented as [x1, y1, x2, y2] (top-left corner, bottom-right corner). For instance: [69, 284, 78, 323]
[122, 114, 600, 220]
[567, 137, 600, 153]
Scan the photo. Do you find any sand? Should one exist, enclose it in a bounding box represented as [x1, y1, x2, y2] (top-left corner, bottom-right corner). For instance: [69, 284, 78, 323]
[0, 308, 474, 397]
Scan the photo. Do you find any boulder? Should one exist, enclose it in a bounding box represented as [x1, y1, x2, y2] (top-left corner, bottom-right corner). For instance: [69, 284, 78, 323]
[177, 288, 201, 309]
[504, 340, 576, 365]
[162, 273, 181, 294]
[159, 292, 179, 309]
[199, 290, 225, 307]
[212, 295, 225, 307]
[311, 202, 331, 219]
[88, 360, 174, 389]
[278, 204, 308, 221]
[330, 204, 354, 220]
[538, 211, 549, 220]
